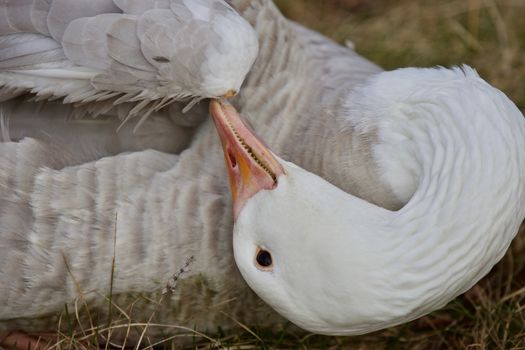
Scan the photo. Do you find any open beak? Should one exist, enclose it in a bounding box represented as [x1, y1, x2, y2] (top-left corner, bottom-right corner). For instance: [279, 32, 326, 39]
[210, 99, 285, 219]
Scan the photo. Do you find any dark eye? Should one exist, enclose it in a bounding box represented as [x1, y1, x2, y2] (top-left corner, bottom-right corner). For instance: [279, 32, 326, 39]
[256, 248, 273, 269]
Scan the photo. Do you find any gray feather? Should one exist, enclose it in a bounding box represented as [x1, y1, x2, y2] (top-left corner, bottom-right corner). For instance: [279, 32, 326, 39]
[0, 1, 17, 35]
[30, 0, 52, 35]
[135, 8, 176, 44]
[46, 0, 121, 42]
[169, 1, 195, 21]
[112, 0, 169, 15]
[137, 9, 202, 90]
[62, 14, 122, 70]
[0, 85, 25, 102]
[5, 0, 36, 33]
[106, 15, 155, 72]
[1, 98, 194, 160]
[62, 13, 158, 99]
[0, 33, 64, 69]
[90, 61, 157, 93]
[0, 0, 51, 36]
[0, 0, 257, 122]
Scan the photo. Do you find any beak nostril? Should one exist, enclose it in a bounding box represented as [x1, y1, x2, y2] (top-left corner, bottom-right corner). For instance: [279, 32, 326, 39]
[228, 149, 237, 168]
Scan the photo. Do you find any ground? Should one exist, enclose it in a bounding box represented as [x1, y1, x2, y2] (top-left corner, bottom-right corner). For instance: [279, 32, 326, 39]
[7, 1, 525, 349]
[264, 0, 525, 348]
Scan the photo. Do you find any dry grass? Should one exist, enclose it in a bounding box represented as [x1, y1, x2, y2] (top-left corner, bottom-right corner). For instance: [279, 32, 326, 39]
[6, 1, 525, 349]
[231, 0, 525, 348]
[272, 0, 525, 348]
[276, 0, 525, 110]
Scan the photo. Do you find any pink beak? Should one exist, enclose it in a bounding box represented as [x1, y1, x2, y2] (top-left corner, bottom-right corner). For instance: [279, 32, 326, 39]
[209, 100, 285, 219]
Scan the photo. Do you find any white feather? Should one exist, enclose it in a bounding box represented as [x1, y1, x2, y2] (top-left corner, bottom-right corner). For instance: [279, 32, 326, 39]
[30, 0, 51, 35]
[233, 67, 525, 335]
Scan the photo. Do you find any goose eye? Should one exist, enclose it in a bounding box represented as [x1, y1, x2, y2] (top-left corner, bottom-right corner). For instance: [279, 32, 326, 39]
[255, 248, 273, 270]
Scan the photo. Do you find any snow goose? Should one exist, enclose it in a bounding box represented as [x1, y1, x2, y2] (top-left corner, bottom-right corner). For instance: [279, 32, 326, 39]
[211, 64, 525, 334]
[1, 0, 523, 347]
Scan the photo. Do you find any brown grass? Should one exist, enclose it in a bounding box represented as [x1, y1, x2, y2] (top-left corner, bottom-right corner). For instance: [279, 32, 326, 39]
[275, 0, 525, 110]
[6, 1, 525, 349]
[272, 0, 525, 348]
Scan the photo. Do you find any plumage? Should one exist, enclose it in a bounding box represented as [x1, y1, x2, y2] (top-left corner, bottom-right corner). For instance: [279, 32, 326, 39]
[0, 33, 64, 69]
[61, 14, 119, 70]
[113, 0, 170, 15]
[4, 0, 36, 33]
[106, 16, 155, 72]
[0, 0, 523, 347]
[215, 68, 525, 335]
[29, 0, 51, 35]
[0, 0, 259, 123]
[46, 0, 120, 42]
[0, 98, 195, 161]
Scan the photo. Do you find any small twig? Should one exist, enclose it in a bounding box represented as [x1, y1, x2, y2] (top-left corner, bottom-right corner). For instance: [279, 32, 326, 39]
[134, 256, 197, 349]
[162, 256, 196, 295]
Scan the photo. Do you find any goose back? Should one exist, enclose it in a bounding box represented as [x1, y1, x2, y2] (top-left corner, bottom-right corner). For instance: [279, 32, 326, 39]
[0, 0, 404, 344]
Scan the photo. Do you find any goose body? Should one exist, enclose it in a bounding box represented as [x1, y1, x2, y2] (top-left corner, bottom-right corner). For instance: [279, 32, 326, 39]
[210, 67, 525, 334]
[1, 1, 391, 342]
[0, 0, 523, 345]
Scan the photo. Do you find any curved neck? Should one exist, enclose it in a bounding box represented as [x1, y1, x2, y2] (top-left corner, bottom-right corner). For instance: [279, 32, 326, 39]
[231, 0, 399, 210]
[343, 86, 525, 331]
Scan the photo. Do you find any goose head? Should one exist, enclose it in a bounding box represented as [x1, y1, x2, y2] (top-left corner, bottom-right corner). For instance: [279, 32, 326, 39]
[209, 67, 525, 335]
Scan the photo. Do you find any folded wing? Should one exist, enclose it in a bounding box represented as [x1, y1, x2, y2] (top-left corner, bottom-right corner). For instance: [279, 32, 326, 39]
[0, 0, 259, 121]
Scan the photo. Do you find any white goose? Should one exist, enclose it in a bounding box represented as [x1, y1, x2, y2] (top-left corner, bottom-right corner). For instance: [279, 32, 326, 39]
[210, 68, 525, 333]
[0, 0, 523, 347]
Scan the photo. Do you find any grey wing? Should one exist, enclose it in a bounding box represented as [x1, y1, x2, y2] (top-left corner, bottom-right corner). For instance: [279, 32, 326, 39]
[0, 100, 198, 316]
[0, 64, 281, 348]
[0, 0, 258, 120]
[0, 136, 181, 319]
[0, 97, 208, 164]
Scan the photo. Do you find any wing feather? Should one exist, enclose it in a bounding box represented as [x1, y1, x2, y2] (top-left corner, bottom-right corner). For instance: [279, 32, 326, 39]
[1, 98, 195, 158]
[61, 13, 157, 95]
[0, 1, 18, 35]
[0, 33, 65, 69]
[112, 0, 169, 15]
[138, 7, 225, 96]
[1, 0, 258, 121]
[106, 15, 155, 71]
[46, 0, 121, 42]
[5, 0, 36, 33]
[30, 0, 51, 35]
[62, 14, 121, 70]
[90, 61, 158, 100]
